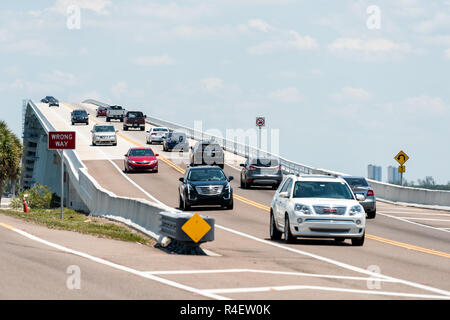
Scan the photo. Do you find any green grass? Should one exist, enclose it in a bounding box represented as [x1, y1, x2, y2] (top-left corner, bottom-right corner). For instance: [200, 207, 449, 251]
[0, 208, 154, 245]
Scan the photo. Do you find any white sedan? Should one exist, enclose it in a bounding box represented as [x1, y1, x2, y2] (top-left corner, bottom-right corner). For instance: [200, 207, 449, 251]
[146, 127, 169, 144]
[270, 175, 366, 246]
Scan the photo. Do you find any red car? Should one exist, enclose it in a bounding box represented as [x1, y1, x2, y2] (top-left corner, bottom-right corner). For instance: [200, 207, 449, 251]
[124, 148, 159, 173]
[96, 106, 107, 117]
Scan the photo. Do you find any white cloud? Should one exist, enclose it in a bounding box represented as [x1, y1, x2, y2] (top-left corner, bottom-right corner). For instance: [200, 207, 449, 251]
[445, 48, 450, 59]
[414, 12, 450, 34]
[268, 87, 302, 103]
[385, 95, 449, 114]
[248, 31, 318, 55]
[39, 70, 78, 86]
[332, 87, 372, 103]
[201, 78, 223, 91]
[131, 2, 214, 21]
[132, 55, 175, 66]
[248, 19, 271, 32]
[328, 37, 412, 60]
[111, 81, 128, 98]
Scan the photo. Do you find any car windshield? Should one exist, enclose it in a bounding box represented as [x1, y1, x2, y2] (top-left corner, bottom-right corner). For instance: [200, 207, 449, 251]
[73, 110, 87, 115]
[188, 168, 226, 181]
[293, 181, 354, 199]
[343, 177, 369, 187]
[127, 112, 143, 118]
[129, 149, 154, 157]
[94, 125, 115, 132]
[249, 158, 279, 167]
[153, 128, 168, 132]
[110, 106, 123, 110]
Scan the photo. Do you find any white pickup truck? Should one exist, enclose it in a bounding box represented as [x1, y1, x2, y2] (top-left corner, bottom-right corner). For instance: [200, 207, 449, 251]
[106, 105, 126, 122]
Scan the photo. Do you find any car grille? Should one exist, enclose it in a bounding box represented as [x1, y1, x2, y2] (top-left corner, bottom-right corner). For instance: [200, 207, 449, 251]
[310, 228, 350, 233]
[135, 161, 151, 164]
[313, 205, 347, 215]
[196, 185, 223, 195]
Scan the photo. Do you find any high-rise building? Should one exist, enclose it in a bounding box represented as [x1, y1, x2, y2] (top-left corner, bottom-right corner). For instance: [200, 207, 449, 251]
[367, 164, 382, 181]
[387, 165, 400, 184]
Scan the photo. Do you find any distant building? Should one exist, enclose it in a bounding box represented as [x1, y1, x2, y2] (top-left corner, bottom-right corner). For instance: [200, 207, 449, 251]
[387, 166, 400, 184]
[367, 164, 382, 181]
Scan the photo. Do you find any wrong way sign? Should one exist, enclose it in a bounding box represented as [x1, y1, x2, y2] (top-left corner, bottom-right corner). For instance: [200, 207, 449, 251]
[48, 131, 76, 150]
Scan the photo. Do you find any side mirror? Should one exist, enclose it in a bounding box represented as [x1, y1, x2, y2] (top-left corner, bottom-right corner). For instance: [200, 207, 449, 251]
[155, 153, 159, 157]
[90, 130, 93, 133]
[124, 154, 127, 157]
[116, 130, 119, 133]
[240, 163, 245, 167]
[279, 191, 289, 198]
[355, 194, 366, 202]
[179, 177, 184, 183]
[228, 176, 234, 181]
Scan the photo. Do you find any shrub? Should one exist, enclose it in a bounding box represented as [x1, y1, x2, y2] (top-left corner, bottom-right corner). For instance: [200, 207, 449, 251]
[11, 183, 54, 209]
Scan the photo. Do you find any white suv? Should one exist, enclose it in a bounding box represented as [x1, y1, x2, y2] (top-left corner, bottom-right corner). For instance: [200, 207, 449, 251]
[270, 175, 366, 246]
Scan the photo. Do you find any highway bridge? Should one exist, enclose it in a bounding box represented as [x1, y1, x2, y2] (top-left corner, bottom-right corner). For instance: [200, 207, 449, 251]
[1, 100, 449, 300]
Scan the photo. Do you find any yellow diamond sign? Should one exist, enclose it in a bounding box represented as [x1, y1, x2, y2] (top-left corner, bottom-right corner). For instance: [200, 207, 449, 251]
[182, 213, 211, 243]
[394, 150, 409, 165]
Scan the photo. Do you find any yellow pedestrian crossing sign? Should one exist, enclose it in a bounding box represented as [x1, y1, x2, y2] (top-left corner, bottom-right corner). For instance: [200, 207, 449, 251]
[181, 213, 211, 243]
[395, 151, 409, 165]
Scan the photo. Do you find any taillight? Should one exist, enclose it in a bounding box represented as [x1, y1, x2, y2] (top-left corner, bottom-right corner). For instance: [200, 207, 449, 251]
[151, 133, 157, 135]
[248, 166, 257, 171]
[367, 189, 374, 197]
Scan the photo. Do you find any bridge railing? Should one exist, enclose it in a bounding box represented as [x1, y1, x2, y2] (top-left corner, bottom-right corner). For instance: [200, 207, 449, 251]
[83, 99, 450, 209]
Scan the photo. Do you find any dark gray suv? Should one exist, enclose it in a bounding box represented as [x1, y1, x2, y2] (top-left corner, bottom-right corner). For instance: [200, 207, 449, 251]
[240, 157, 283, 189]
[342, 176, 376, 219]
[189, 140, 224, 169]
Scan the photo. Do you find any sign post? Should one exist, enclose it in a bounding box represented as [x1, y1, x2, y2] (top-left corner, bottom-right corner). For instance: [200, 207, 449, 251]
[394, 150, 409, 185]
[48, 131, 76, 220]
[256, 117, 265, 157]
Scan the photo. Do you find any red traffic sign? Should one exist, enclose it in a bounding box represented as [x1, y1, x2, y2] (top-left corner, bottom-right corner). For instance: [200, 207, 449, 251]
[48, 131, 76, 150]
[256, 117, 265, 128]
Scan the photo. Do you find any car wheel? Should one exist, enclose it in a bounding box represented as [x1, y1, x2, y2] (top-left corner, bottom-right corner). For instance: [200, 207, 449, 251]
[270, 212, 282, 240]
[367, 210, 376, 219]
[272, 184, 278, 190]
[106, 117, 110, 122]
[124, 126, 128, 131]
[226, 200, 233, 210]
[284, 214, 295, 244]
[240, 178, 244, 189]
[86, 122, 89, 125]
[113, 143, 117, 146]
[140, 127, 144, 131]
[71, 122, 74, 125]
[351, 233, 365, 246]
[92, 140, 96, 146]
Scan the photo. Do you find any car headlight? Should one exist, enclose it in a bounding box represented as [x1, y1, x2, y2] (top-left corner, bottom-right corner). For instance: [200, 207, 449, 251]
[128, 160, 136, 164]
[349, 205, 364, 216]
[150, 160, 157, 164]
[294, 204, 311, 215]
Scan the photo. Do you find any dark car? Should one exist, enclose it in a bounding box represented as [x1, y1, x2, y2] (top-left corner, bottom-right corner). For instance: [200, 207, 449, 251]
[123, 111, 146, 131]
[342, 176, 376, 219]
[41, 96, 59, 107]
[163, 131, 189, 152]
[96, 106, 107, 117]
[240, 157, 283, 189]
[71, 109, 89, 125]
[178, 166, 233, 210]
[189, 140, 224, 169]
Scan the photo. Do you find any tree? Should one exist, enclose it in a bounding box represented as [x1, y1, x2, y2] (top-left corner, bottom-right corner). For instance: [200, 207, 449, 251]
[0, 121, 22, 205]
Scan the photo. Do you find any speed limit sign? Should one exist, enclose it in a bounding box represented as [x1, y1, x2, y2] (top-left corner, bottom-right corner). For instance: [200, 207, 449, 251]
[256, 117, 265, 128]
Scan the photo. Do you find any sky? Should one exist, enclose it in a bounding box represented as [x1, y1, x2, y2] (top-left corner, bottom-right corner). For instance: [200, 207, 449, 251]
[0, 0, 449, 184]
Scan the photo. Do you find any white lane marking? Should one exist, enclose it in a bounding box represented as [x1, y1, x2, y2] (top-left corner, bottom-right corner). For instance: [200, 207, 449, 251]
[378, 212, 450, 234]
[1, 223, 229, 300]
[398, 217, 450, 222]
[203, 285, 450, 300]
[380, 211, 450, 217]
[145, 268, 396, 283]
[215, 224, 450, 297]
